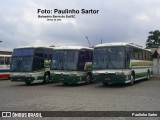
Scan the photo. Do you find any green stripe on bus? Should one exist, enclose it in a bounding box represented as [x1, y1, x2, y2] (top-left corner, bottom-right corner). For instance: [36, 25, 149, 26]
[130, 61, 153, 67]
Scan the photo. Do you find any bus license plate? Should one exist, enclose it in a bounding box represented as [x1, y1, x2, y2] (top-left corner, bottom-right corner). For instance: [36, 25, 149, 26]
[105, 77, 110, 80]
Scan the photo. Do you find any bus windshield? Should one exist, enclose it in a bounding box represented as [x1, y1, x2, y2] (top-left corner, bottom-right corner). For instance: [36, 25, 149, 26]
[51, 50, 78, 70]
[93, 46, 125, 69]
[10, 56, 33, 72]
[12, 48, 34, 56]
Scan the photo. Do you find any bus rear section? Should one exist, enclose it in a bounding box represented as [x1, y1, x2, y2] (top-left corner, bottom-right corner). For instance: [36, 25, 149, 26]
[0, 55, 11, 79]
[92, 43, 153, 85]
[10, 47, 53, 85]
[50, 46, 93, 85]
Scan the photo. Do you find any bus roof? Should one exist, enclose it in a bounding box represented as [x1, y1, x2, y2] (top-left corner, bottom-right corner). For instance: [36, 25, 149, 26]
[14, 46, 54, 49]
[54, 46, 93, 50]
[95, 42, 144, 49]
[0, 54, 11, 57]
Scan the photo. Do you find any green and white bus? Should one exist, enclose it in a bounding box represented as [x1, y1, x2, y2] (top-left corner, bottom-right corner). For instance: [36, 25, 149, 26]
[50, 46, 93, 85]
[10, 46, 53, 85]
[92, 43, 153, 85]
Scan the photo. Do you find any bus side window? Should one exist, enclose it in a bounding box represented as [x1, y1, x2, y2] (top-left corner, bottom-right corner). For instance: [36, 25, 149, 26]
[5, 57, 11, 65]
[125, 46, 130, 69]
[85, 50, 93, 62]
[130, 47, 135, 59]
[0, 57, 4, 65]
[78, 50, 85, 70]
[134, 49, 139, 59]
[146, 51, 148, 59]
[149, 52, 152, 60]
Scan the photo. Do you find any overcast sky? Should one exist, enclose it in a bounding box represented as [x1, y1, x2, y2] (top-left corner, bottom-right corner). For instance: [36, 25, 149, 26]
[0, 0, 160, 51]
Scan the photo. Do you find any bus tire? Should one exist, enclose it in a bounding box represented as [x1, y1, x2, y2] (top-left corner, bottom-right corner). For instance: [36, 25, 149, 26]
[129, 74, 135, 85]
[85, 74, 91, 84]
[25, 81, 31, 85]
[43, 72, 50, 84]
[146, 71, 150, 80]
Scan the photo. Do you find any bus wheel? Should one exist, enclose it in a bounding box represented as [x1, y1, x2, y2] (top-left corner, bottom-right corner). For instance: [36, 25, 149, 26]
[129, 74, 135, 85]
[43, 73, 50, 84]
[25, 81, 31, 85]
[146, 71, 150, 80]
[85, 74, 91, 84]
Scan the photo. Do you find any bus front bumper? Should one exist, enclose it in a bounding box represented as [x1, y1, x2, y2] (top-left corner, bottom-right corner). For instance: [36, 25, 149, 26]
[51, 74, 85, 84]
[10, 76, 35, 83]
[93, 74, 130, 84]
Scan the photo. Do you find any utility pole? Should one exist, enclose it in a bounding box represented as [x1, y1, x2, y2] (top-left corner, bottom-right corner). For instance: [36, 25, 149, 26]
[85, 36, 90, 47]
[101, 39, 102, 44]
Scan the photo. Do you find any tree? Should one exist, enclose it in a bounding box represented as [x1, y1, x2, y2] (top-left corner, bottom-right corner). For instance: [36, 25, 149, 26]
[146, 30, 160, 48]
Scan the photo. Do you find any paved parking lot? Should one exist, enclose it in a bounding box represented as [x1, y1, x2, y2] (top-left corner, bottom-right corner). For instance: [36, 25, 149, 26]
[0, 79, 160, 119]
